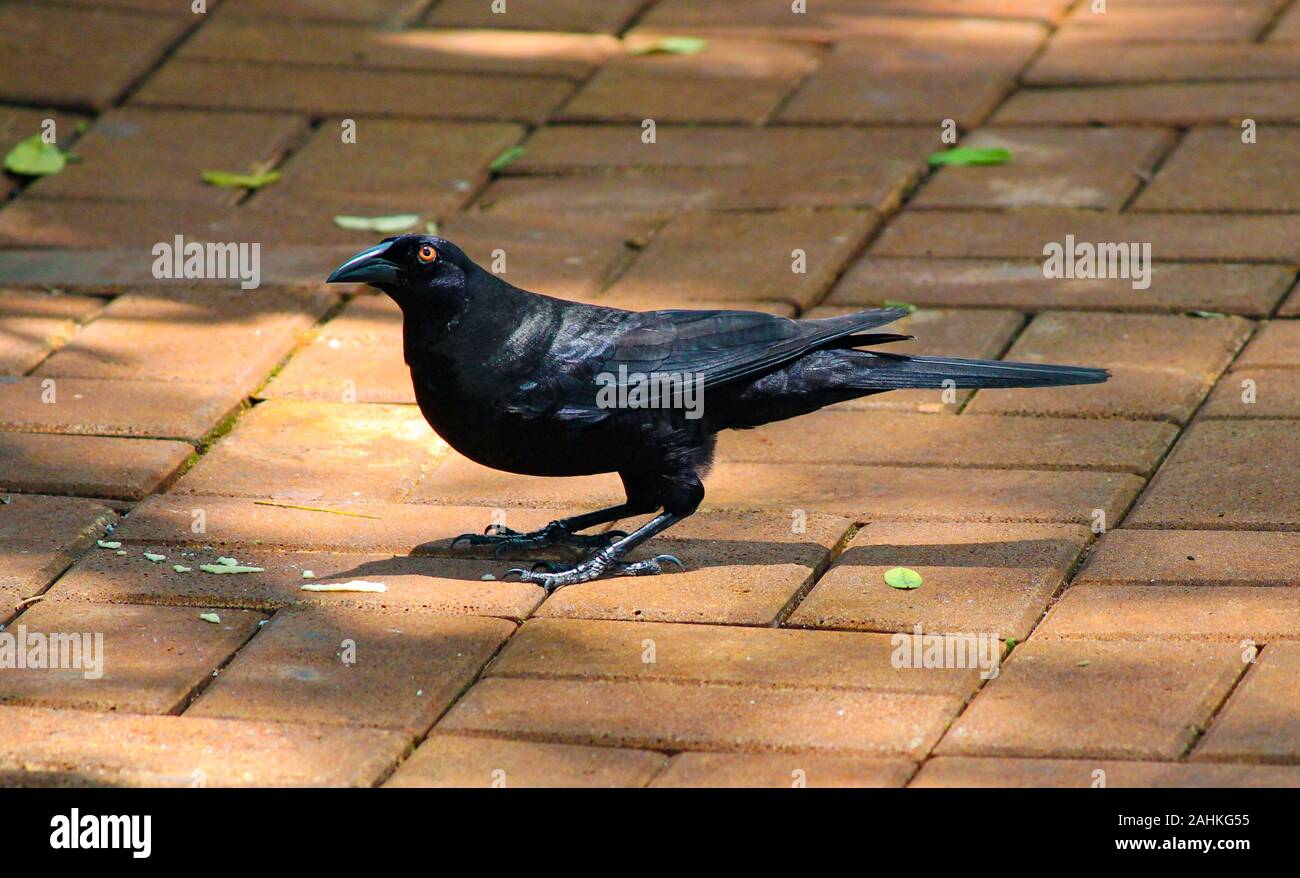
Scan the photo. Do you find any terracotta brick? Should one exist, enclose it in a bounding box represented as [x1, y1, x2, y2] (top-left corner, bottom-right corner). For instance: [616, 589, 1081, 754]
[0, 377, 244, 443]
[132, 60, 573, 126]
[490, 618, 982, 698]
[937, 640, 1246, 759]
[1056, 1, 1278, 42]
[180, 17, 619, 79]
[440, 211, 656, 301]
[1273, 3, 1300, 39]
[0, 108, 86, 199]
[535, 509, 850, 626]
[0, 704, 407, 787]
[561, 38, 819, 125]
[1026, 42, 1300, 86]
[259, 295, 411, 404]
[779, 24, 1046, 126]
[912, 757, 1300, 788]
[49, 545, 545, 621]
[386, 735, 666, 788]
[699, 462, 1143, 525]
[514, 125, 936, 172]
[1037, 584, 1300, 642]
[0, 433, 193, 501]
[916, 127, 1174, 210]
[870, 209, 1300, 262]
[1077, 530, 1300, 587]
[964, 312, 1252, 423]
[639, 1, 1071, 37]
[1136, 127, 1300, 212]
[0, 6, 189, 111]
[425, 0, 645, 33]
[1128, 421, 1300, 530]
[652, 752, 914, 788]
[171, 401, 445, 503]
[1194, 642, 1300, 763]
[35, 288, 334, 395]
[0, 601, 263, 714]
[604, 211, 878, 309]
[0, 199, 399, 249]
[112, 494, 600, 560]
[440, 677, 961, 758]
[254, 118, 524, 217]
[994, 82, 1300, 125]
[219, 0, 428, 23]
[718, 411, 1176, 475]
[27, 109, 308, 206]
[804, 307, 1023, 413]
[1202, 365, 1300, 418]
[1233, 319, 1300, 369]
[788, 521, 1090, 642]
[827, 258, 1293, 316]
[0, 290, 102, 376]
[189, 606, 514, 734]
[482, 161, 918, 215]
[0, 494, 115, 617]
[0, 494, 115, 544]
[0, 245, 360, 292]
[1280, 285, 1300, 317]
[411, 452, 625, 509]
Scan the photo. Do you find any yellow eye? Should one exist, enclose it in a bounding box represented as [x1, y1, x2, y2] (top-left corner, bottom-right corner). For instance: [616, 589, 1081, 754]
[416, 243, 438, 263]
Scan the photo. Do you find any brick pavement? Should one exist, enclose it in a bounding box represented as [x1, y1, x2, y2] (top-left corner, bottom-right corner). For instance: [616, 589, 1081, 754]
[0, 0, 1296, 787]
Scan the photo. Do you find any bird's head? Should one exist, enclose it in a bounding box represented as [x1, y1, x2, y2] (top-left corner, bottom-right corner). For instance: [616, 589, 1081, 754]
[326, 235, 472, 300]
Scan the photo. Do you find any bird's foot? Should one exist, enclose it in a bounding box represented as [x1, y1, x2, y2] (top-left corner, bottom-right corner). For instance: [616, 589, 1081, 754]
[450, 521, 626, 557]
[503, 550, 684, 593]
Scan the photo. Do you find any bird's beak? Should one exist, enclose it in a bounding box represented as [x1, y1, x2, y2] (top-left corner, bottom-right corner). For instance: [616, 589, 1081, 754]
[326, 242, 401, 285]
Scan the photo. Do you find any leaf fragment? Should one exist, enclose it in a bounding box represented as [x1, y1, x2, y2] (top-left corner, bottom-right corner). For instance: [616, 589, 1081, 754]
[488, 145, 526, 173]
[332, 214, 420, 233]
[928, 147, 1011, 167]
[300, 580, 387, 593]
[884, 566, 923, 590]
[200, 168, 281, 189]
[4, 135, 67, 176]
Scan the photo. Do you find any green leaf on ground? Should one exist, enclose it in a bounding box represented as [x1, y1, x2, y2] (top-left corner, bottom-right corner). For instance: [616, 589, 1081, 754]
[928, 147, 1011, 167]
[332, 214, 420, 233]
[96, 540, 122, 550]
[173, 565, 192, 573]
[199, 612, 221, 624]
[488, 145, 526, 173]
[4, 135, 67, 177]
[200, 168, 281, 189]
[143, 552, 166, 563]
[884, 566, 923, 590]
[200, 563, 265, 574]
[301, 580, 387, 593]
[628, 36, 709, 56]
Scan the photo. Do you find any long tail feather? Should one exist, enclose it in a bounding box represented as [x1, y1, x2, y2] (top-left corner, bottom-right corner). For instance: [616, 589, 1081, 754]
[855, 353, 1109, 390]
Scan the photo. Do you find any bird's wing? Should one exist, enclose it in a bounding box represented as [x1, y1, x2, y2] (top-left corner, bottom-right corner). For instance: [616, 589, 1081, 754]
[502, 306, 910, 423]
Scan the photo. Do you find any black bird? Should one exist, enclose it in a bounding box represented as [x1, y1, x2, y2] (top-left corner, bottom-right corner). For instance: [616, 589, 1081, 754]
[328, 235, 1107, 592]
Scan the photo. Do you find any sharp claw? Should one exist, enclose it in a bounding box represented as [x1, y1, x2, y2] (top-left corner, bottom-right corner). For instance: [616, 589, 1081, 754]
[655, 554, 685, 571]
[503, 568, 529, 582]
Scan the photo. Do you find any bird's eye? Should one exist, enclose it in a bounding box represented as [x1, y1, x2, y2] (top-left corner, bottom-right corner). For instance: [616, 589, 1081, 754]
[416, 243, 438, 264]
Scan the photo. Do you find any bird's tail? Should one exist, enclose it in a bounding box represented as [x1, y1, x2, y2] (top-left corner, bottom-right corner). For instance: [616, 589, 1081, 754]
[854, 353, 1109, 390]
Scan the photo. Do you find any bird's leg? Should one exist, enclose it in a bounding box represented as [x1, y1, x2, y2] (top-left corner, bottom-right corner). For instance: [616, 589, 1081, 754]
[449, 503, 646, 557]
[504, 512, 685, 593]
